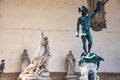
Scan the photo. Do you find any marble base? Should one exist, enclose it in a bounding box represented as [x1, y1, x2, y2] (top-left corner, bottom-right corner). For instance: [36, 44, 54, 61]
[66, 75, 78, 80]
[40, 72, 51, 80]
[19, 72, 51, 80]
[80, 63, 99, 80]
[27, 76, 51, 80]
[41, 72, 50, 77]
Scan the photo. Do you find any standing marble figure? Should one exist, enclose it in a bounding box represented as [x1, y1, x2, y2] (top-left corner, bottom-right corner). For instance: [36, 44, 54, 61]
[76, 0, 109, 56]
[65, 51, 75, 75]
[20, 49, 30, 73]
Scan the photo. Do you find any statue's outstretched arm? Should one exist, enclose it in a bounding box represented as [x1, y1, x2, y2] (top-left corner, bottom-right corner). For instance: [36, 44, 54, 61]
[41, 31, 44, 39]
[89, 0, 109, 18]
[89, 0, 102, 18]
[40, 31, 44, 49]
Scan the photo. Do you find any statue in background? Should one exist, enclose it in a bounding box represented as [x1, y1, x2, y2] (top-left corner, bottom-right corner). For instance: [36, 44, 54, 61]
[65, 51, 75, 76]
[20, 49, 30, 73]
[0, 59, 5, 76]
[18, 31, 51, 80]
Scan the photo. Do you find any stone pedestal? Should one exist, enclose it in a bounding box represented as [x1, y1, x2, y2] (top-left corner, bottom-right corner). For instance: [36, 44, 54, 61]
[80, 63, 99, 80]
[19, 72, 51, 80]
[66, 75, 78, 80]
[27, 77, 51, 80]
[40, 72, 51, 80]
[78, 53, 104, 80]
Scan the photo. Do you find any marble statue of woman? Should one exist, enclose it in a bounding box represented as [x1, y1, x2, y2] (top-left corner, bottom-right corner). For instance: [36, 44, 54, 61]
[20, 49, 30, 73]
[65, 51, 75, 76]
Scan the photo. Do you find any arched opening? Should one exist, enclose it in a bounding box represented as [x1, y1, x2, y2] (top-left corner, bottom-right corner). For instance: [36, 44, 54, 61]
[88, 70, 95, 80]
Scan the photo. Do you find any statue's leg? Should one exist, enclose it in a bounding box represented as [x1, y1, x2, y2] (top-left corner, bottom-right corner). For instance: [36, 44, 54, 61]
[81, 35, 88, 54]
[86, 32, 93, 53]
[70, 63, 75, 75]
[68, 65, 70, 75]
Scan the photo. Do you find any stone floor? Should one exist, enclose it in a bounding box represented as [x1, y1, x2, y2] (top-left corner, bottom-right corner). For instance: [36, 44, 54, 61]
[98, 73, 120, 80]
[0, 72, 120, 80]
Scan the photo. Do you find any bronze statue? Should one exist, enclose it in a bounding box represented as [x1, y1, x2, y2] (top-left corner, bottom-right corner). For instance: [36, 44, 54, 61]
[76, 0, 109, 56]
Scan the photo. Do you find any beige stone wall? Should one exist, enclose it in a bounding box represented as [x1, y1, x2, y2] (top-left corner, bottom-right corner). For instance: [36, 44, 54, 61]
[0, 0, 120, 73]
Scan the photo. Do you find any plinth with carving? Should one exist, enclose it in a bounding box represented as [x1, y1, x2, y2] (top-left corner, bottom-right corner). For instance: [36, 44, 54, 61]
[78, 53, 104, 80]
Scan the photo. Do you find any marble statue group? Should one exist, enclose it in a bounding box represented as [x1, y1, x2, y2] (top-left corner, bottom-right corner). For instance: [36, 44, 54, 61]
[18, 32, 51, 80]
